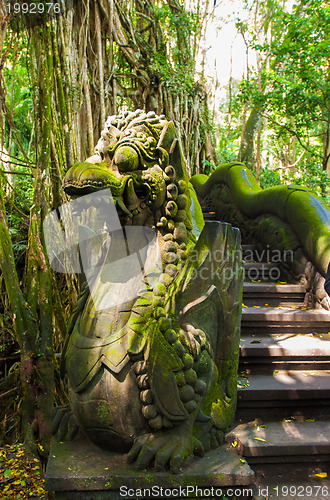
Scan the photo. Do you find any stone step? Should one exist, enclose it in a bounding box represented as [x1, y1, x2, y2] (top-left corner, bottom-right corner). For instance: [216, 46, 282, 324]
[244, 262, 283, 282]
[241, 307, 330, 334]
[252, 466, 330, 500]
[242, 244, 293, 264]
[226, 419, 330, 463]
[243, 283, 306, 307]
[236, 402, 330, 421]
[236, 245, 330, 475]
[239, 333, 330, 369]
[237, 370, 330, 406]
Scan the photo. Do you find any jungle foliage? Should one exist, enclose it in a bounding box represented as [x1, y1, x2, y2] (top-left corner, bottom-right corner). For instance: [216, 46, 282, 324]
[216, 0, 330, 201]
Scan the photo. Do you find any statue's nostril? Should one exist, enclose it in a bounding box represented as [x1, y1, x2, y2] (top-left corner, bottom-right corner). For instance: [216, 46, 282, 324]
[114, 146, 139, 172]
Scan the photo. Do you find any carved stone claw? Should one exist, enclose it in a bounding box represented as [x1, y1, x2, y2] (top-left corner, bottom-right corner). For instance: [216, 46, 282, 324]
[52, 405, 79, 442]
[126, 429, 204, 473]
[193, 419, 224, 453]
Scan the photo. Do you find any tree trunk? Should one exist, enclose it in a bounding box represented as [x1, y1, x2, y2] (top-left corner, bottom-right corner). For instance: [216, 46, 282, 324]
[256, 121, 262, 182]
[323, 115, 330, 177]
[19, 22, 56, 457]
[238, 102, 265, 170]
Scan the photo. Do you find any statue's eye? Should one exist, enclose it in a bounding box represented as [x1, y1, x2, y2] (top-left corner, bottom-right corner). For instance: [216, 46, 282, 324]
[114, 146, 139, 172]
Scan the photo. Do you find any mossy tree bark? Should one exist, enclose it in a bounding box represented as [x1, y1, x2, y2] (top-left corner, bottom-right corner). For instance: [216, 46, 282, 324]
[20, 23, 54, 456]
[0, 15, 74, 455]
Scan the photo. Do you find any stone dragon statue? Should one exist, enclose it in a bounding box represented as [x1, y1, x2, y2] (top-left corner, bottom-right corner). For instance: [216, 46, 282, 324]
[52, 110, 243, 473]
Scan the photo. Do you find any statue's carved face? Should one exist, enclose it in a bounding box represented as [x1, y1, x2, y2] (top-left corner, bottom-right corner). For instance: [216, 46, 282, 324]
[63, 111, 171, 227]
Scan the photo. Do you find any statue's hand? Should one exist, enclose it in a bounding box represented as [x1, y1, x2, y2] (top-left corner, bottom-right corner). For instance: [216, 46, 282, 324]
[180, 325, 212, 359]
[51, 405, 79, 441]
[127, 426, 204, 473]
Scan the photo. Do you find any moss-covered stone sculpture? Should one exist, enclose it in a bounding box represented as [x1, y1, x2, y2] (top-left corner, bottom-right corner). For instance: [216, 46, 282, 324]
[53, 111, 243, 472]
[191, 163, 330, 277]
[191, 162, 330, 309]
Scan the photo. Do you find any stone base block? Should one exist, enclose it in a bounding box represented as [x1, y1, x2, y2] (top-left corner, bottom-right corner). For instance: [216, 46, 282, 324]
[45, 434, 254, 499]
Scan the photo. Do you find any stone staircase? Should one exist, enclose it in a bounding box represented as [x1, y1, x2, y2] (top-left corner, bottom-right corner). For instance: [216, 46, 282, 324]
[226, 244, 330, 489]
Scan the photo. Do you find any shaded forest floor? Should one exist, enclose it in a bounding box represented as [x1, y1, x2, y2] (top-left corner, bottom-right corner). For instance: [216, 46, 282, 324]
[0, 443, 47, 499]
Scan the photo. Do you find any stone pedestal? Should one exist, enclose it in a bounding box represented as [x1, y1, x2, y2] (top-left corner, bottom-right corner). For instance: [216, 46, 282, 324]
[45, 434, 254, 499]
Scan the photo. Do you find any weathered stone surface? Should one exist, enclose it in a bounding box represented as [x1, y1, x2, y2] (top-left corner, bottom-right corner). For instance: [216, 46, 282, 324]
[46, 435, 254, 496]
[226, 420, 330, 460]
[237, 370, 330, 401]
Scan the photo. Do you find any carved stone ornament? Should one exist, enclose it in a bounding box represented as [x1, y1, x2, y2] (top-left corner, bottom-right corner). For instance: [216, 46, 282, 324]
[52, 110, 243, 473]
